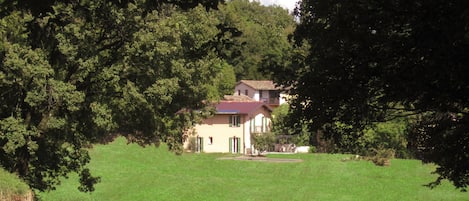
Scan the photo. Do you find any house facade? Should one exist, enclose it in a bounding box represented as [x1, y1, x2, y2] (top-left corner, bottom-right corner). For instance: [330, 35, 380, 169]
[183, 101, 272, 154]
[234, 80, 287, 107]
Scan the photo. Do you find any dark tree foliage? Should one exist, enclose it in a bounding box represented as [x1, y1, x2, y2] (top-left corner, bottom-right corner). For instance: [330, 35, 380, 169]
[272, 0, 469, 190]
[0, 0, 223, 16]
[218, 0, 296, 80]
[0, 0, 228, 192]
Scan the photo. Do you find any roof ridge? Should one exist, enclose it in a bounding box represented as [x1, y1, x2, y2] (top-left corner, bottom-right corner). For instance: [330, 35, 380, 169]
[238, 80, 278, 90]
[215, 101, 272, 114]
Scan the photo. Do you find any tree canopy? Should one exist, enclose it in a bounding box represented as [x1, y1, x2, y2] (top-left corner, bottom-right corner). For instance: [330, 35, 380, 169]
[270, 0, 469, 190]
[218, 0, 296, 80]
[0, 0, 234, 192]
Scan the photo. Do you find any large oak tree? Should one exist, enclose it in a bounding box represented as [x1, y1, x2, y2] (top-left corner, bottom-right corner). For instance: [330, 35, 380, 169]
[0, 0, 233, 192]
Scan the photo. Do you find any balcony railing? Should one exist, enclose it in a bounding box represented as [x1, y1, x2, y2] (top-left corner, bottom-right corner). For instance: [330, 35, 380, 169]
[260, 98, 280, 105]
[252, 125, 271, 133]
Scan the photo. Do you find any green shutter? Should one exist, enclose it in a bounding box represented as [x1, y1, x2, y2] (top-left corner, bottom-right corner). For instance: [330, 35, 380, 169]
[200, 137, 204, 152]
[237, 137, 241, 153]
[229, 137, 233, 153]
[229, 116, 232, 127]
[236, 116, 241, 127]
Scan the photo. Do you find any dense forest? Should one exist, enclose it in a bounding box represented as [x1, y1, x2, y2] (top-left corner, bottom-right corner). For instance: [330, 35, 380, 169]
[0, 0, 467, 192]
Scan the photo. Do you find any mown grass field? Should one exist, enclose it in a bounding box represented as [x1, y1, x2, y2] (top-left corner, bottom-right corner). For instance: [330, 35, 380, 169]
[0, 167, 30, 199]
[39, 137, 467, 201]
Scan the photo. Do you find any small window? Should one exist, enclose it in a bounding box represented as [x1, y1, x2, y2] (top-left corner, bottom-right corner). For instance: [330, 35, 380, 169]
[229, 115, 241, 127]
[238, 90, 241, 95]
[259, 90, 263, 98]
[245, 89, 248, 96]
[208, 136, 213, 145]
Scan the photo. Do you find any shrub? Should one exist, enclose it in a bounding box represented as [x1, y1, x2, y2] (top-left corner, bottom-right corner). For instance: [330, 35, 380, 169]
[187, 137, 197, 152]
[369, 148, 395, 166]
[308, 146, 316, 153]
[251, 132, 276, 154]
[166, 136, 183, 155]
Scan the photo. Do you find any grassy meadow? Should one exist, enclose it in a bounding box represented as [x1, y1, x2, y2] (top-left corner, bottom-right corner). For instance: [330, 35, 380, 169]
[0, 167, 30, 199]
[39, 137, 467, 201]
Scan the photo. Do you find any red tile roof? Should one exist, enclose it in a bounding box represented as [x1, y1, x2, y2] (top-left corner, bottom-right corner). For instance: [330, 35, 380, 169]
[215, 101, 272, 115]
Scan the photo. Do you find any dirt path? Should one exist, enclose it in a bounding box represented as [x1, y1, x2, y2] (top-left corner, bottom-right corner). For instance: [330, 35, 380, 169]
[217, 156, 303, 163]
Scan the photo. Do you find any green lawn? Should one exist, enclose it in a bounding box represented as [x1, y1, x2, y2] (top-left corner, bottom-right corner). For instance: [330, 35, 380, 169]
[39, 137, 467, 201]
[0, 167, 30, 198]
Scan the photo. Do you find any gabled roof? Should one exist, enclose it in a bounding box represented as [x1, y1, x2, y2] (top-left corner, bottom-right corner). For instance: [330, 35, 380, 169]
[215, 101, 272, 115]
[237, 80, 280, 90]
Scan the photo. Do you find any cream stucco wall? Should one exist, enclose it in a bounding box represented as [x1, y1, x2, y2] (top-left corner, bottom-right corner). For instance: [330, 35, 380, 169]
[184, 114, 246, 153]
[183, 107, 272, 154]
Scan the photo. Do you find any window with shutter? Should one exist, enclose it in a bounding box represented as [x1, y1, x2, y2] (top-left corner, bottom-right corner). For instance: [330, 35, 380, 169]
[229, 137, 241, 153]
[229, 115, 241, 127]
[196, 137, 203, 152]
